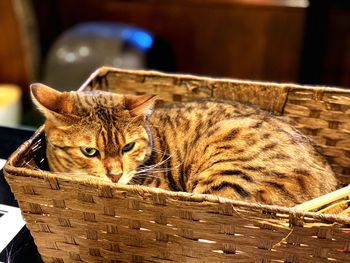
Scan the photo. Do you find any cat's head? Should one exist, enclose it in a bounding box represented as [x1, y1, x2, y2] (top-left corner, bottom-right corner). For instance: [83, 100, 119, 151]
[31, 83, 157, 184]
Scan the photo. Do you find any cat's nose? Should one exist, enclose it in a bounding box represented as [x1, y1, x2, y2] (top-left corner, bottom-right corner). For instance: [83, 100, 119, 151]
[108, 173, 123, 183]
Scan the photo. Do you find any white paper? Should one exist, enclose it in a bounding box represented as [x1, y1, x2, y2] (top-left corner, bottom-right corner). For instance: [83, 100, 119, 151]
[0, 204, 25, 253]
[0, 159, 6, 170]
[0, 159, 26, 254]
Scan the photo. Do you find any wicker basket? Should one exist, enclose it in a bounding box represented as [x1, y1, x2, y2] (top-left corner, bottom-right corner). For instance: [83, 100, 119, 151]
[4, 67, 350, 263]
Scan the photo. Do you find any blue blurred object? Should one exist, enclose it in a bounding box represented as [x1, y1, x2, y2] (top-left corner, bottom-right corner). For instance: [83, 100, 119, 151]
[74, 22, 154, 51]
[43, 22, 155, 91]
[121, 28, 153, 50]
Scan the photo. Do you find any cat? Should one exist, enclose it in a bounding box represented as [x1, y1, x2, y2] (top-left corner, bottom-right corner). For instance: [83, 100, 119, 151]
[30, 83, 338, 207]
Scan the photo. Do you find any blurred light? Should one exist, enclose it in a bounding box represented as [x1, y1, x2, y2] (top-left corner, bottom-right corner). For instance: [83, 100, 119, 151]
[131, 31, 153, 49]
[65, 52, 76, 63]
[56, 48, 66, 59]
[79, 46, 90, 57]
[113, 57, 123, 67]
[121, 29, 132, 39]
[121, 29, 153, 50]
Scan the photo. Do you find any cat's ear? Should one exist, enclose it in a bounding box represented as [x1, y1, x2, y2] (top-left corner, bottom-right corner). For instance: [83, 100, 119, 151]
[124, 94, 157, 117]
[30, 83, 77, 123]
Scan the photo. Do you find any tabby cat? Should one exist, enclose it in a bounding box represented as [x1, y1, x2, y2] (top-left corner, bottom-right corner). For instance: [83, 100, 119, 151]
[31, 83, 338, 207]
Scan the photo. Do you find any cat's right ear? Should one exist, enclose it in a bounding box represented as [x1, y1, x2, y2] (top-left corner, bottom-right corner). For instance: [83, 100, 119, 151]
[124, 94, 158, 117]
[30, 83, 78, 124]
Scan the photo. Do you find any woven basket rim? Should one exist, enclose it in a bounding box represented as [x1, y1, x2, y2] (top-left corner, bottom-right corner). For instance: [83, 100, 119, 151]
[5, 124, 350, 225]
[82, 66, 350, 94]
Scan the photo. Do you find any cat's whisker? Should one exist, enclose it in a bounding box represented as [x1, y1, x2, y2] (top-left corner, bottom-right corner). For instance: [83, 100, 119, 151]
[22, 160, 40, 170]
[138, 161, 166, 173]
[22, 158, 91, 178]
[131, 173, 168, 182]
[134, 168, 174, 176]
[135, 162, 182, 174]
[150, 145, 170, 155]
[133, 163, 183, 185]
[31, 144, 42, 151]
[126, 171, 169, 186]
[151, 149, 177, 166]
[151, 147, 169, 156]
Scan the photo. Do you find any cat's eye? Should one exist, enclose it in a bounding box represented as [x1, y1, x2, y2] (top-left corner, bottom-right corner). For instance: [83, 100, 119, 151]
[122, 142, 135, 153]
[80, 147, 99, 157]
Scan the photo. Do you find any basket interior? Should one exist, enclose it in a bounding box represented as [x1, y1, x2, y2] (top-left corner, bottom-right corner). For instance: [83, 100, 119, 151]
[21, 67, 350, 186]
[5, 67, 350, 263]
[81, 68, 350, 186]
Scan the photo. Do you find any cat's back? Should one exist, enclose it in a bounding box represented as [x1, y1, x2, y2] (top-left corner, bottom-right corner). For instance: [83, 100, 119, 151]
[146, 98, 337, 206]
[148, 99, 294, 143]
[149, 99, 262, 131]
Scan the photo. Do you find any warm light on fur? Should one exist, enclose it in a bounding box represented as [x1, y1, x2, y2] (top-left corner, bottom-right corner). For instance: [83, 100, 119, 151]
[31, 84, 338, 207]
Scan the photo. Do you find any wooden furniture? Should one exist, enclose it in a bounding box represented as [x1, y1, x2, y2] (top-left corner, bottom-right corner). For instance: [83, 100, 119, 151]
[0, 0, 31, 90]
[1, 0, 350, 93]
[32, 0, 307, 83]
[301, 0, 350, 88]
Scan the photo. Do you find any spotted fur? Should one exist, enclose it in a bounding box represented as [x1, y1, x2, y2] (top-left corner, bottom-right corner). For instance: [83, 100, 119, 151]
[31, 84, 338, 206]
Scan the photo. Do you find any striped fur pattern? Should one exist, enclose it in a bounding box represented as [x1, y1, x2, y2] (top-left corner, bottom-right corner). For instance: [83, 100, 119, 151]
[31, 84, 338, 206]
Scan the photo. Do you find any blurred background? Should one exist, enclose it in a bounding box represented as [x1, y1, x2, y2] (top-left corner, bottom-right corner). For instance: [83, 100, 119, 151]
[0, 0, 350, 128]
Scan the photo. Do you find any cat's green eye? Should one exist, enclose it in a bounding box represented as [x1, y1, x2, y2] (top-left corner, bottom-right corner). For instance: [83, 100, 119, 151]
[122, 142, 135, 153]
[81, 147, 99, 157]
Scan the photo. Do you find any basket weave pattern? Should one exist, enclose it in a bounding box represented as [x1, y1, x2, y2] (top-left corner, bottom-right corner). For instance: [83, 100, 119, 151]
[4, 67, 350, 263]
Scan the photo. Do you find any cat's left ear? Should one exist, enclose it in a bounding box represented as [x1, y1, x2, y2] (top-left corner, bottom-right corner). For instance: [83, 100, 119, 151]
[30, 83, 78, 124]
[124, 94, 158, 117]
